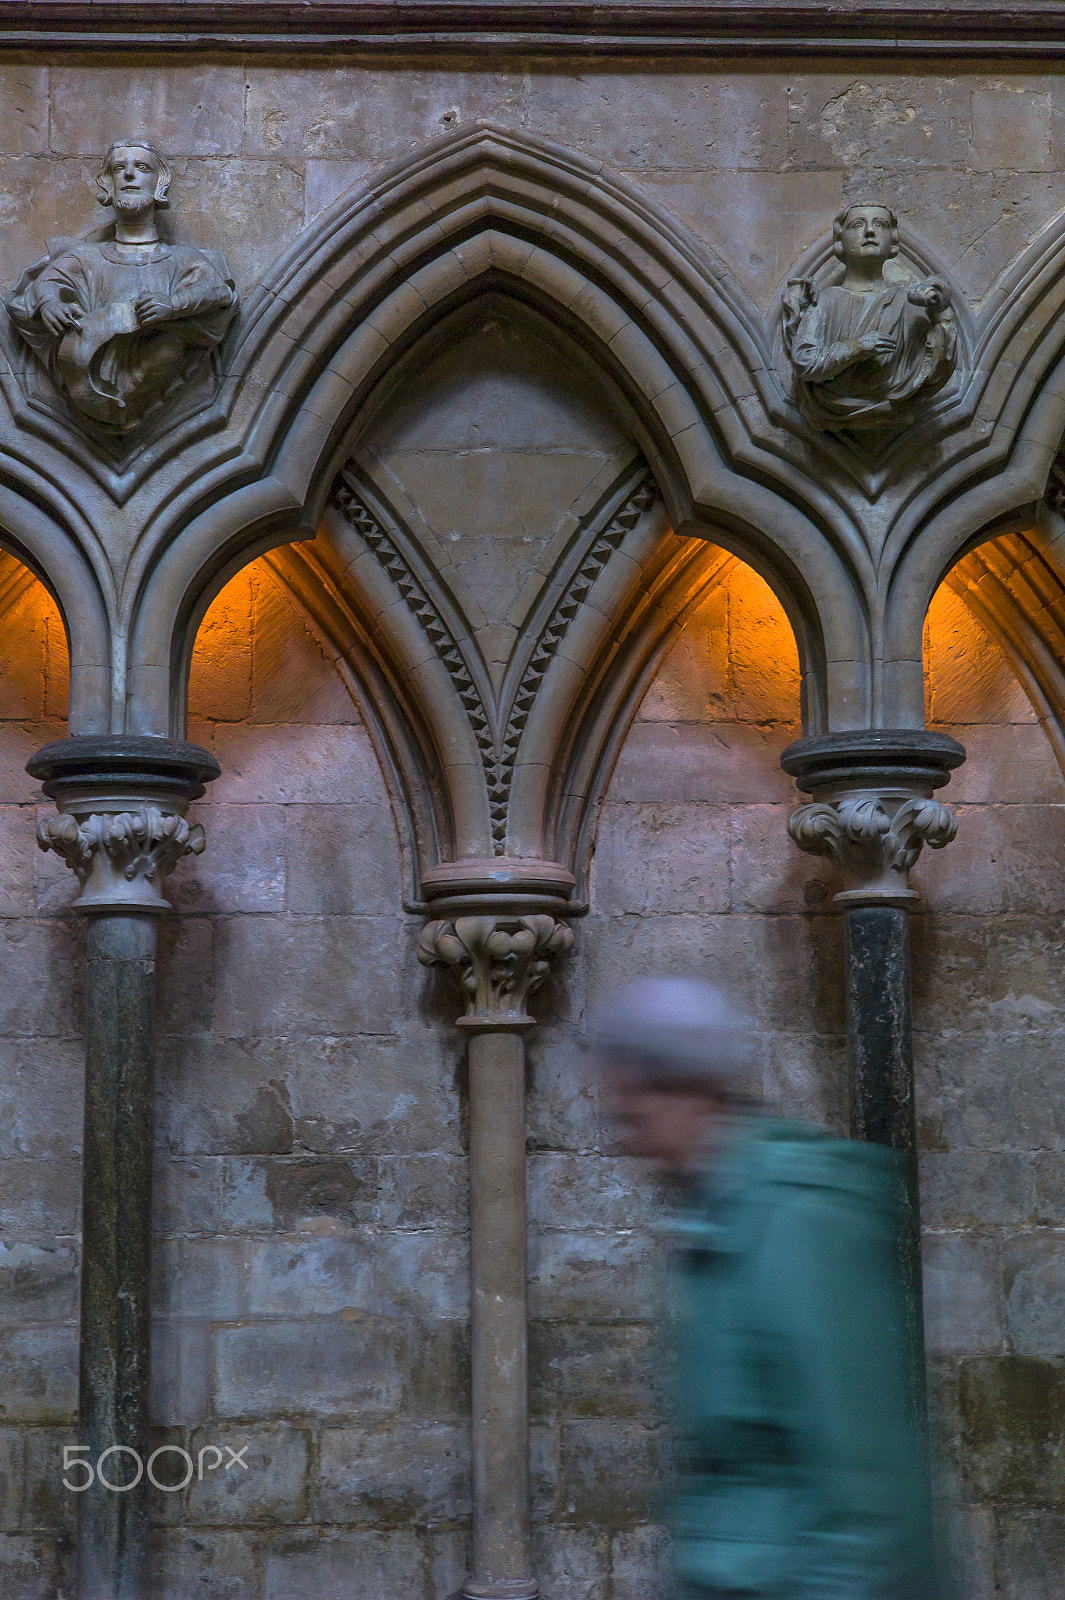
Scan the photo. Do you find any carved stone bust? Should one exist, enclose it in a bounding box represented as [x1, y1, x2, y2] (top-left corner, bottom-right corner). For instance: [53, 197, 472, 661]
[782, 202, 957, 433]
[5, 141, 238, 433]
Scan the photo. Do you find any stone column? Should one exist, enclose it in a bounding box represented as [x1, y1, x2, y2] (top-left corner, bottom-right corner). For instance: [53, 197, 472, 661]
[781, 730, 964, 1413]
[26, 735, 220, 1600]
[417, 860, 575, 1600]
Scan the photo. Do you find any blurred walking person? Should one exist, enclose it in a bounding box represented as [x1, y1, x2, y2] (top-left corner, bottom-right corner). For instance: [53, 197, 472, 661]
[595, 978, 941, 1600]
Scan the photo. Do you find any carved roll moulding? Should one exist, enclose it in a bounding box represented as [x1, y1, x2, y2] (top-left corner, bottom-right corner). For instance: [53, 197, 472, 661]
[28, 735, 221, 912]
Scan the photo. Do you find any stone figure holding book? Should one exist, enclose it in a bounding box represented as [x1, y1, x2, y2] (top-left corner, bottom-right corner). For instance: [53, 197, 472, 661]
[6, 140, 237, 432]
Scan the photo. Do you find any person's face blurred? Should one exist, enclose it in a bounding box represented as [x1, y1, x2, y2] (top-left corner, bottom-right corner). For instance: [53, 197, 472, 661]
[607, 1078, 731, 1175]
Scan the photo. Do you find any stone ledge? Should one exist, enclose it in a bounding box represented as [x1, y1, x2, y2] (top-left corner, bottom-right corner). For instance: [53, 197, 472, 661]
[8, 1, 1065, 57]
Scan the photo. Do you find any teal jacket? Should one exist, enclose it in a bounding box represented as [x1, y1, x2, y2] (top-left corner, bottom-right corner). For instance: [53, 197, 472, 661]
[669, 1117, 938, 1599]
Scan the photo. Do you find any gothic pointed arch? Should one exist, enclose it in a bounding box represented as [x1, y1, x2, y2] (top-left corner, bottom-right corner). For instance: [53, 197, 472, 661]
[126, 122, 863, 740]
[882, 207, 1065, 680]
[939, 512, 1065, 782]
[13, 125, 1065, 743]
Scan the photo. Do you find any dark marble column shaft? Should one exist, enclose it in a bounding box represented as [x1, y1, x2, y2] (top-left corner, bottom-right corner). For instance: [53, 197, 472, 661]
[844, 902, 925, 1422]
[27, 735, 220, 1600]
[781, 731, 965, 1436]
[78, 912, 158, 1600]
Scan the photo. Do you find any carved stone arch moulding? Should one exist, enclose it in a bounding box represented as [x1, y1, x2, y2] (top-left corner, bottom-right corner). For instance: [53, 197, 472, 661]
[0, 485, 112, 733]
[937, 502, 1065, 784]
[257, 542, 444, 892]
[539, 533, 743, 898]
[44, 119, 1065, 743]
[878, 202, 1065, 686]
[120, 123, 866, 744]
[325, 457, 662, 873]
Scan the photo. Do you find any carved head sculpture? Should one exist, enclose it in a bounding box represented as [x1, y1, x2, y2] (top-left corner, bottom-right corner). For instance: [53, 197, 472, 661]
[4, 134, 237, 434]
[782, 198, 957, 433]
[832, 202, 899, 268]
[95, 141, 172, 216]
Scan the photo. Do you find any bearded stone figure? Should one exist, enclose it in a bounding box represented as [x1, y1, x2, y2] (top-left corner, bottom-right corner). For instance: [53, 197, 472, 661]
[5, 141, 238, 433]
[782, 202, 957, 433]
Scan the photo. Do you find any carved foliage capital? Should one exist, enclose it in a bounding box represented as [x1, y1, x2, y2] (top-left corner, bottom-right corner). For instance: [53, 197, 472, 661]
[788, 793, 957, 903]
[38, 805, 205, 912]
[418, 912, 574, 1027]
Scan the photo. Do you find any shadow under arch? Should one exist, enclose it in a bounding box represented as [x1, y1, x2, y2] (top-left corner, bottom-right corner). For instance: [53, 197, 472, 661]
[154, 274, 834, 889]
[523, 526, 806, 899]
[182, 532, 451, 899]
[126, 121, 867, 741]
[179, 505, 809, 910]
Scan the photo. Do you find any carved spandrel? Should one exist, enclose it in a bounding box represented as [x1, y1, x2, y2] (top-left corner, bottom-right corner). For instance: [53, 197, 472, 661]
[782, 202, 957, 434]
[5, 140, 237, 434]
[332, 471, 656, 855]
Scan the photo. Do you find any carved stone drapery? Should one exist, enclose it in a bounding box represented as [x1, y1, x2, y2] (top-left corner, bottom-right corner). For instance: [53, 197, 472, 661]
[6, 140, 237, 434]
[37, 805, 205, 913]
[782, 202, 957, 434]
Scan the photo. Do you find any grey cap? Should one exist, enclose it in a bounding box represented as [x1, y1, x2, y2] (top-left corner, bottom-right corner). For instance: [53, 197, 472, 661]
[594, 976, 750, 1085]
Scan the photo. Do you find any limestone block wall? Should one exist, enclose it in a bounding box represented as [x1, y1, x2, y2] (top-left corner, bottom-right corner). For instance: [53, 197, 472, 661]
[154, 562, 470, 1599]
[0, 562, 80, 1597]
[4, 60, 1065, 324]
[2, 44, 1065, 1600]
[0, 535, 1062, 1596]
[916, 583, 1065, 1599]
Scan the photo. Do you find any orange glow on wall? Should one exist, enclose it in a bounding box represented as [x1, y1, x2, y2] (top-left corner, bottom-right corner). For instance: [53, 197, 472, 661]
[650, 546, 802, 725]
[0, 552, 68, 723]
[188, 553, 358, 730]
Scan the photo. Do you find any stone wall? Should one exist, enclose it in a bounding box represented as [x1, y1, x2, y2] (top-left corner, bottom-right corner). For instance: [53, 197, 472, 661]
[3, 60, 1065, 323]
[917, 582, 1065, 1599]
[157, 561, 469, 1599]
[2, 46, 1065, 1600]
[3, 536, 1057, 1597]
[0, 560, 79, 1596]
